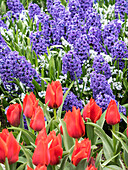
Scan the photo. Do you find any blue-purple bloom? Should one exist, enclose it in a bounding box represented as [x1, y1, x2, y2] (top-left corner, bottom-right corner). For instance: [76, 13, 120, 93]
[28, 3, 41, 21]
[7, 0, 24, 13]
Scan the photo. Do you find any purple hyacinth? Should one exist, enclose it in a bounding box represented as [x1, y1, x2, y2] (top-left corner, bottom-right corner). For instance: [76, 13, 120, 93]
[96, 93, 126, 115]
[111, 40, 128, 70]
[92, 55, 111, 79]
[90, 71, 114, 99]
[28, 3, 41, 21]
[0, 51, 41, 91]
[62, 51, 82, 81]
[62, 88, 83, 111]
[115, 0, 128, 21]
[74, 34, 90, 64]
[79, 0, 93, 12]
[7, 0, 24, 13]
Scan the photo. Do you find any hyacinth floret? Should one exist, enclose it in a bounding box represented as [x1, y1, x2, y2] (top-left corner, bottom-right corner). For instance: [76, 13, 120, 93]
[7, 0, 24, 13]
[0, 51, 41, 91]
[92, 55, 111, 79]
[62, 51, 82, 81]
[90, 71, 114, 99]
[28, 3, 41, 20]
[74, 34, 90, 64]
[62, 88, 83, 111]
[79, 0, 93, 12]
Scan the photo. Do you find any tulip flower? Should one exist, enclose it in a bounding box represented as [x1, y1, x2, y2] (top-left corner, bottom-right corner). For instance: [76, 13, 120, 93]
[64, 106, 85, 138]
[35, 127, 47, 145]
[71, 138, 91, 166]
[6, 103, 22, 127]
[32, 138, 50, 166]
[27, 165, 47, 170]
[45, 81, 63, 108]
[83, 98, 102, 123]
[23, 92, 38, 118]
[105, 100, 120, 125]
[30, 106, 45, 131]
[0, 129, 21, 164]
[47, 131, 63, 165]
[86, 165, 97, 170]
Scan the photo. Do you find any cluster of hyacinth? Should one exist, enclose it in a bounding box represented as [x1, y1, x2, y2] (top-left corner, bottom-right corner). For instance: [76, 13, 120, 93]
[28, 3, 41, 21]
[0, 50, 41, 91]
[115, 0, 128, 21]
[62, 88, 83, 111]
[90, 71, 126, 115]
[7, 0, 24, 14]
[62, 51, 82, 81]
[92, 55, 111, 79]
[111, 40, 128, 70]
[102, 20, 122, 54]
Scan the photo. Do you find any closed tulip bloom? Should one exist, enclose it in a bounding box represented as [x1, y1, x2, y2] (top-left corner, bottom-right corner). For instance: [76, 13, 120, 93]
[32, 138, 50, 166]
[27, 165, 47, 170]
[83, 98, 102, 123]
[0, 137, 8, 164]
[0, 129, 9, 142]
[35, 127, 47, 145]
[86, 165, 97, 170]
[105, 100, 120, 125]
[71, 138, 91, 166]
[64, 106, 85, 138]
[6, 132, 21, 164]
[45, 81, 63, 108]
[7, 103, 22, 127]
[47, 131, 63, 165]
[30, 106, 45, 131]
[23, 92, 38, 118]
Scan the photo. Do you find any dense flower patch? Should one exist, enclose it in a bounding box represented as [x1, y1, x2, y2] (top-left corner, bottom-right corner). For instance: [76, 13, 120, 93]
[0, 0, 128, 169]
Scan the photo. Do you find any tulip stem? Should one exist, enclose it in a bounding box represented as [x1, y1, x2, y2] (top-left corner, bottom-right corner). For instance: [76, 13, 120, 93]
[53, 108, 57, 119]
[112, 124, 116, 155]
[52, 165, 56, 170]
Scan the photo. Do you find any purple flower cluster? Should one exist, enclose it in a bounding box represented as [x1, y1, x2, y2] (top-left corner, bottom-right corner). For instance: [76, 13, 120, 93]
[62, 51, 82, 81]
[62, 88, 83, 111]
[74, 34, 90, 64]
[7, 0, 24, 13]
[90, 71, 114, 99]
[96, 93, 126, 115]
[111, 40, 128, 70]
[0, 51, 41, 91]
[115, 0, 128, 21]
[28, 3, 41, 20]
[92, 55, 111, 79]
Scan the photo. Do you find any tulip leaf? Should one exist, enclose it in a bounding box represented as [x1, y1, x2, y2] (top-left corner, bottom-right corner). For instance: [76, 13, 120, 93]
[57, 81, 74, 118]
[101, 152, 120, 167]
[103, 165, 122, 170]
[59, 154, 69, 170]
[59, 119, 75, 151]
[18, 157, 27, 163]
[8, 127, 36, 144]
[124, 149, 128, 167]
[0, 164, 4, 170]
[5, 157, 10, 170]
[39, 100, 51, 122]
[95, 149, 103, 168]
[120, 112, 127, 123]
[47, 164, 53, 170]
[76, 158, 87, 170]
[16, 131, 22, 143]
[64, 162, 76, 170]
[86, 122, 113, 160]
[16, 163, 27, 170]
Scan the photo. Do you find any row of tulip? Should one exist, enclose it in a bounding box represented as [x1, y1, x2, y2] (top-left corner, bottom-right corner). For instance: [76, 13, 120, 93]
[0, 80, 127, 169]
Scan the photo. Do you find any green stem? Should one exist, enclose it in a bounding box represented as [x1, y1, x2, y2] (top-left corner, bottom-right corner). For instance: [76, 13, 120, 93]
[112, 124, 116, 155]
[53, 108, 57, 120]
[52, 165, 55, 170]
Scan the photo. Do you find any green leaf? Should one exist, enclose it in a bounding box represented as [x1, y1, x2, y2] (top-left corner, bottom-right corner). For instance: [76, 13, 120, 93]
[16, 163, 27, 170]
[59, 154, 69, 170]
[103, 165, 122, 170]
[32, 79, 42, 91]
[59, 119, 75, 151]
[95, 149, 103, 168]
[1, 1, 6, 13]
[120, 112, 127, 123]
[86, 122, 113, 160]
[64, 162, 76, 170]
[49, 56, 56, 81]
[57, 81, 74, 118]
[124, 149, 128, 167]
[76, 159, 87, 170]
[18, 157, 27, 164]
[16, 131, 22, 143]
[101, 152, 120, 167]
[5, 157, 10, 170]
[0, 164, 4, 170]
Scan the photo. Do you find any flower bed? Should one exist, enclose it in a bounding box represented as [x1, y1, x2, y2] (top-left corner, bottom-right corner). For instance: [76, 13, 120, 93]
[0, 0, 128, 169]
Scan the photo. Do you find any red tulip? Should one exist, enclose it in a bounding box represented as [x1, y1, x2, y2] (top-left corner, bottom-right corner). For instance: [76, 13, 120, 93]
[105, 100, 120, 125]
[47, 131, 63, 165]
[7, 103, 22, 127]
[32, 138, 50, 166]
[0, 129, 20, 164]
[45, 81, 63, 108]
[0, 137, 8, 164]
[86, 165, 97, 170]
[83, 98, 102, 123]
[30, 106, 45, 131]
[64, 106, 85, 138]
[71, 138, 91, 166]
[23, 92, 38, 118]
[27, 165, 47, 170]
[35, 127, 47, 145]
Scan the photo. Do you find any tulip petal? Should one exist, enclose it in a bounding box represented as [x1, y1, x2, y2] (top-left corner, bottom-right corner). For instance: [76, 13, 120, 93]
[0, 137, 8, 164]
